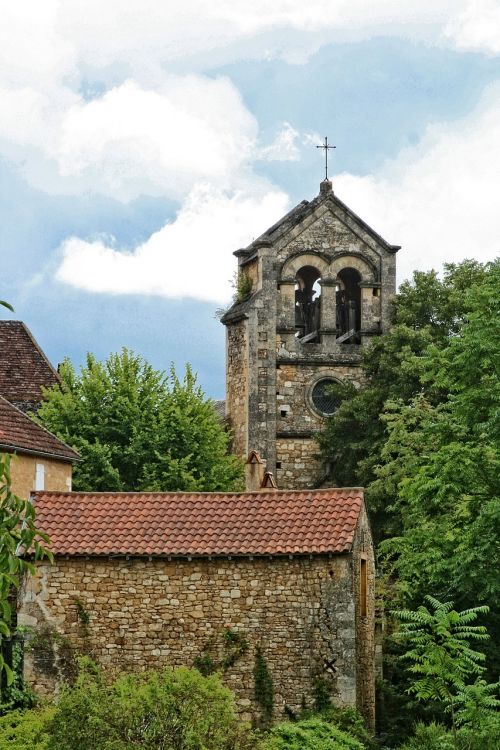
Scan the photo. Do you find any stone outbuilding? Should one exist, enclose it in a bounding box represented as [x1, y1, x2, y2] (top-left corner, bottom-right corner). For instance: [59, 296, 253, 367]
[221, 179, 400, 489]
[19, 486, 376, 728]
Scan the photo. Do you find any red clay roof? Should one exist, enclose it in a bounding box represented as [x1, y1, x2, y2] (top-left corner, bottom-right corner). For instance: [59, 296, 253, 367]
[0, 321, 59, 410]
[32, 488, 364, 557]
[0, 395, 79, 461]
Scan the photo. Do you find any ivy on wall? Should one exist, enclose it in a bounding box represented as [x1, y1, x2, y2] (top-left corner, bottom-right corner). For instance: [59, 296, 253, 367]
[193, 627, 248, 676]
[253, 646, 274, 728]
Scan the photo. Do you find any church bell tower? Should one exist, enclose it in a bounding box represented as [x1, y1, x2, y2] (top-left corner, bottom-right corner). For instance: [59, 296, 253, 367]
[221, 177, 400, 489]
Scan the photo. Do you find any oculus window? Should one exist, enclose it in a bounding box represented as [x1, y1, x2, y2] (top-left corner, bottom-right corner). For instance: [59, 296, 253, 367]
[311, 378, 342, 416]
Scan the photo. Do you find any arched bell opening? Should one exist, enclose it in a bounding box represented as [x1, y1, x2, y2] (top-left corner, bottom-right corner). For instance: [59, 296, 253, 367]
[294, 266, 322, 343]
[335, 268, 361, 343]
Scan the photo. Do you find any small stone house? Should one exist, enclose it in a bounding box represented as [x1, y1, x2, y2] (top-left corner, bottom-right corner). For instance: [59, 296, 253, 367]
[0, 395, 79, 498]
[19, 486, 375, 728]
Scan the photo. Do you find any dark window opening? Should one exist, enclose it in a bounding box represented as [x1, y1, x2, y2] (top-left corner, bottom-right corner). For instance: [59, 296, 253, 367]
[336, 268, 361, 343]
[276, 461, 282, 469]
[295, 265, 321, 343]
[280, 409, 287, 418]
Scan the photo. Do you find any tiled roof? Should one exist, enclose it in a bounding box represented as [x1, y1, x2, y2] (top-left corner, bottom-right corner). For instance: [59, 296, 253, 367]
[32, 488, 364, 557]
[0, 395, 80, 461]
[0, 321, 60, 411]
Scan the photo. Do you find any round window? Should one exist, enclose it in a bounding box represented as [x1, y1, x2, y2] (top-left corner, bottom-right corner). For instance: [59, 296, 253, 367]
[311, 379, 342, 416]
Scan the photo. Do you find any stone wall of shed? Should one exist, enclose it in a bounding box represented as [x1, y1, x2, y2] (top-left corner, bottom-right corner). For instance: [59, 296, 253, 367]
[352, 507, 376, 730]
[18, 554, 373, 725]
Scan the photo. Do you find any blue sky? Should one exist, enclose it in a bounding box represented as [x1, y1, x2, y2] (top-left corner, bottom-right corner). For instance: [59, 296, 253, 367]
[1, 2, 499, 397]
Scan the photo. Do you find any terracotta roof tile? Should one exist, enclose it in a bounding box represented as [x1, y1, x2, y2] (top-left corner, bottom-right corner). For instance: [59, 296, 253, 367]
[0, 395, 80, 461]
[0, 321, 59, 411]
[31, 488, 364, 557]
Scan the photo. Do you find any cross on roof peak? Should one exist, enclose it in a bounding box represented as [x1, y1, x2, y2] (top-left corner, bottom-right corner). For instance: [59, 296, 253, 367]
[316, 136, 336, 181]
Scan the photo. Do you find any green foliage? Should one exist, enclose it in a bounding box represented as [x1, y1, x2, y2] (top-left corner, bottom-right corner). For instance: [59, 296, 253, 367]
[453, 679, 500, 729]
[260, 717, 364, 750]
[0, 300, 14, 312]
[396, 720, 500, 750]
[318, 260, 500, 691]
[393, 597, 500, 745]
[37, 350, 243, 492]
[193, 627, 248, 675]
[0, 707, 54, 750]
[253, 647, 274, 728]
[0, 637, 37, 712]
[313, 674, 332, 712]
[394, 597, 490, 702]
[0, 455, 52, 685]
[47, 659, 256, 750]
[397, 722, 456, 750]
[317, 706, 376, 749]
[234, 270, 253, 303]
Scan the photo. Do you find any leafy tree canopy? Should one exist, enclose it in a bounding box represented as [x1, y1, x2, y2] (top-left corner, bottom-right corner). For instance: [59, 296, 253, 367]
[37, 350, 243, 493]
[317, 259, 499, 671]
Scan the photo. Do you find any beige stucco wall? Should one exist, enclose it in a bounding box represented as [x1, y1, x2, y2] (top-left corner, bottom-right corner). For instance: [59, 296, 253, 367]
[19, 543, 375, 727]
[6, 452, 72, 499]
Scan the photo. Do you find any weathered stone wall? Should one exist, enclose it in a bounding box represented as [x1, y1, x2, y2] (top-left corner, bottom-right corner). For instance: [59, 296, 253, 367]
[275, 363, 362, 489]
[226, 321, 248, 458]
[7, 452, 72, 499]
[352, 507, 376, 731]
[19, 551, 373, 725]
[224, 187, 397, 482]
[275, 437, 321, 489]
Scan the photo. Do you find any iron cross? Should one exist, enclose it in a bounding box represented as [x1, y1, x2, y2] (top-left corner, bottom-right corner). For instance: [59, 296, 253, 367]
[316, 136, 336, 180]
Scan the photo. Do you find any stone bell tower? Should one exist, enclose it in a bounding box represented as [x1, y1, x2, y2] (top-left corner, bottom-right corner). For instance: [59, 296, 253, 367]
[221, 179, 400, 489]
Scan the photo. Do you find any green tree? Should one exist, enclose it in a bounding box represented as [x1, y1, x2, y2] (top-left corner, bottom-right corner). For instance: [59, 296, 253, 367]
[317, 260, 494, 540]
[379, 262, 499, 609]
[260, 717, 364, 750]
[47, 660, 256, 750]
[0, 455, 52, 685]
[37, 350, 243, 492]
[394, 597, 499, 745]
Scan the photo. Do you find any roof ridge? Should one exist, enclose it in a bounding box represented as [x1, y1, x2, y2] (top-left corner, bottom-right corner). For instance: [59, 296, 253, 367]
[33, 487, 364, 498]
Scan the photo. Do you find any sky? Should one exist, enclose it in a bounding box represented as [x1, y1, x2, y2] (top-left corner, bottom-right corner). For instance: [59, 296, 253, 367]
[1, 1, 499, 397]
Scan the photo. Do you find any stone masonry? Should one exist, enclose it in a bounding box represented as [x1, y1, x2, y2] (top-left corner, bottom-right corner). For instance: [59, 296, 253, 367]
[222, 180, 399, 489]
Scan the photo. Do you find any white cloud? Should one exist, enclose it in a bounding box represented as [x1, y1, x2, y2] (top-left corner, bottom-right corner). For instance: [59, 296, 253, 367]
[445, 0, 500, 55]
[57, 85, 500, 301]
[334, 84, 500, 282]
[55, 77, 258, 200]
[0, 1, 497, 201]
[56, 184, 289, 303]
[2, 0, 500, 305]
[257, 123, 301, 162]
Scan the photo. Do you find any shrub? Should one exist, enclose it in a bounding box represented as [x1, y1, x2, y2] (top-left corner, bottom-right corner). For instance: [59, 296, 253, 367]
[318, 706, 376, 748]
[47, 659, 256, 750]
[0, 707, 54, 750]
[260, 717, 365, 750]
[397, 722, 455, 750]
